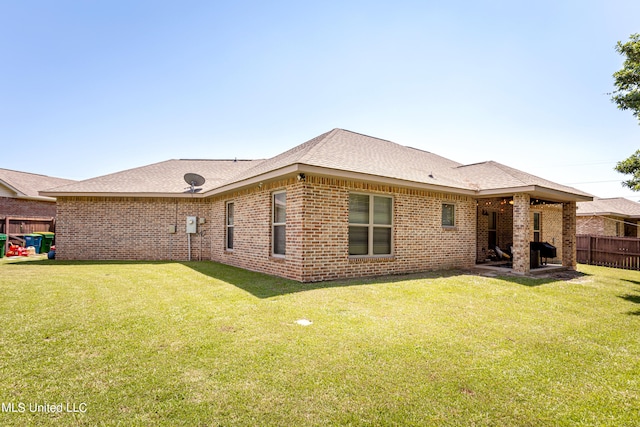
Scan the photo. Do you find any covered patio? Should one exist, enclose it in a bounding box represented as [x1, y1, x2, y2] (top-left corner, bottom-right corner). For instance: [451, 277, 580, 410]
[475, 189, 591, 275]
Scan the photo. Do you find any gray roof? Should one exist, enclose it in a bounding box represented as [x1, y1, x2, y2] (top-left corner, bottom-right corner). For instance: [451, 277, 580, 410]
[577, 197, 640, 218]
[0, 168, 75, 200]
[457, 161, 592, 199]
[44, 159, 262, 196]
[228, 129, 471, 190]
[41, 129, 593, 202]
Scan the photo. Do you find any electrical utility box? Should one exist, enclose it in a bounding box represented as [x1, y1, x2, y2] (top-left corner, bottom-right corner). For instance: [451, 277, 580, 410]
[186, 216, 197, 234]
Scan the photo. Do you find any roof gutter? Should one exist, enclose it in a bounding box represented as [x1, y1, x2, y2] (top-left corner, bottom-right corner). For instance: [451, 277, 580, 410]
[18, 195, 58, 202]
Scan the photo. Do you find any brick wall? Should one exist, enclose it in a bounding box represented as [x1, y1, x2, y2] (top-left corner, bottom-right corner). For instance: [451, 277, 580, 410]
[512, 193, 531, 274]
[0, 197, 57, 218]
[55, 180, 576, 281]
[577, 215, 634, 237]
[562, 202, 577, 269]
[534, 204, 563, 262]
[211, 176, 476, 282]
[210, 178, 307, 281]
[56, 197, 212, 261]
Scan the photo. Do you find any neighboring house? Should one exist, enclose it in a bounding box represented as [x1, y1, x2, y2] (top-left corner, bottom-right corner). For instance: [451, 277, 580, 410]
[0, 168, 75, 237]
[42, 129, 592, 281]
[577, 197, 640, 237]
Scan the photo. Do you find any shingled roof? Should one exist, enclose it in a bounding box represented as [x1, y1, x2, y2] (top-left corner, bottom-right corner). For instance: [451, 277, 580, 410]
[0, 168, 75, 201]
[577, 197, 640, 218]
[41, 129, 593, 202]
[42, 159, 263, 196]
[456, 161, 592, 200]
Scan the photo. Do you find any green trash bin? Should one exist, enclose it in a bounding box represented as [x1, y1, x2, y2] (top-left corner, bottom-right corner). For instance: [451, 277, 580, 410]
[36, 232, 55, 254]
[0, 234, 6, 258]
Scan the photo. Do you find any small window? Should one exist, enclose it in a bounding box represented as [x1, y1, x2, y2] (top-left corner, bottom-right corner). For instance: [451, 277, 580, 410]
[533, 212, 541, 242]
[226, 202, 234, 250]
[272, 192, 286, 256]
[442, 204, 455, 227]
[349, 194, 393, 256]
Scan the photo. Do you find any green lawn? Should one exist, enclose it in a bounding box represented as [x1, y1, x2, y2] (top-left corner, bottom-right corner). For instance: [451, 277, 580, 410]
[0, 259, 639, 426]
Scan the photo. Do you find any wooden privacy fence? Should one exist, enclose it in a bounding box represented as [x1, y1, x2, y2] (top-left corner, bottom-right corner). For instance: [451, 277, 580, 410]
[577, 234, 640, 270]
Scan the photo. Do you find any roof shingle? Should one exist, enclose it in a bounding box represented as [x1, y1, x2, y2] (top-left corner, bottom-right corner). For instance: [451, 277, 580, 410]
[577, 197, 640, 218]
[40, 128, 592, 202]
[0, 168, 75, 198]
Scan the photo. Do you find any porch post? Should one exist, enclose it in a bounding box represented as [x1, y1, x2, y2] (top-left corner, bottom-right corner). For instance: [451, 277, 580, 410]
[562, 201, 577, 270]
[512, 193, 530, 275]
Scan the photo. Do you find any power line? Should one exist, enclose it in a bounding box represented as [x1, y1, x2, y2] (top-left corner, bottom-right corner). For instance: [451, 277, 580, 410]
[563, 179, 623, 184]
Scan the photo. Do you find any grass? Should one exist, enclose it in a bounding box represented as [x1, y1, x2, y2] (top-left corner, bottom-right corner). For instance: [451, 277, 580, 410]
[0, 259, 639, 426]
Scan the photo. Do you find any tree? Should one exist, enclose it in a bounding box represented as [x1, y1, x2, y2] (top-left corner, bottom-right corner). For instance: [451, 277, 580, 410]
[612, 34, 640, 191]
[615, 150, 640, 191]
[612, 33, 640, 123]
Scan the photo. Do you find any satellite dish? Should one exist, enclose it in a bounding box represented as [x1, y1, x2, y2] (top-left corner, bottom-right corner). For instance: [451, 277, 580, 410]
[184, 173, 206, 193]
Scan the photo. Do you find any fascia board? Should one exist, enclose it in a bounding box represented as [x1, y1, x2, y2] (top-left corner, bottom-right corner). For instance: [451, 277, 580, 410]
[477, 186, 593, 203]
[39, 191, 206, 199]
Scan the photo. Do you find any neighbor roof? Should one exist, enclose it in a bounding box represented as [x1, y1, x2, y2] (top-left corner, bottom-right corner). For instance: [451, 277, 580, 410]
[41, 129, 593, 202]
[0, 168, 76, 201]
[577, 197, 640, 218]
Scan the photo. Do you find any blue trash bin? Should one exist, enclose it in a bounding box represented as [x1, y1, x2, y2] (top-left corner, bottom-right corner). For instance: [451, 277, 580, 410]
[24, 234, 43, 254]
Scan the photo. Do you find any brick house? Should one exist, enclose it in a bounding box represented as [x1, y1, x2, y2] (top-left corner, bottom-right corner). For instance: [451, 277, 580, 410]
[42, 129, 592, 281]
[1, 168, 75, 241]
[577, 197, 640, 237]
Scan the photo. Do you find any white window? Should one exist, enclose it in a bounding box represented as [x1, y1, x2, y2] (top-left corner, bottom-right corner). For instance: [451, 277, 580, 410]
[442, 203, 455, 227]
[272, 192, 286, 256]
[349, 193, 393, 256]
[533, 212, 541, 242]
[226, 202, 234, 250]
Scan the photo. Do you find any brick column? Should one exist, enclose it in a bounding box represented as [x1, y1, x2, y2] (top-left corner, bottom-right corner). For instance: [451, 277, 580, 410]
[512, 193, 530, 275]
[562, 201, 577, 270]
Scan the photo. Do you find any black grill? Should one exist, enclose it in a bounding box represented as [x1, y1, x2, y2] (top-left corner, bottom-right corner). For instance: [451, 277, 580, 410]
[530, 242, 557, 265]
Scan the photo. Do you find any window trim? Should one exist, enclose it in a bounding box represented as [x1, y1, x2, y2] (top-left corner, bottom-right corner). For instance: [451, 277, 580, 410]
[442, 203, 456, 228]
[226, 201, 234, 251]
[272, 191, 286, 257]
[348, 192, 393, 257]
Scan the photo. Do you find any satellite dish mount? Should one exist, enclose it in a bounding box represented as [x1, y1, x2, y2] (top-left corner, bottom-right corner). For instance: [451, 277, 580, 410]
[184, 173, 206, 194]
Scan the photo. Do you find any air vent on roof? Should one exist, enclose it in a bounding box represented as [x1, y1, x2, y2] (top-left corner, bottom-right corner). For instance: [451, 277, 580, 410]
[184, 173, 206, 194]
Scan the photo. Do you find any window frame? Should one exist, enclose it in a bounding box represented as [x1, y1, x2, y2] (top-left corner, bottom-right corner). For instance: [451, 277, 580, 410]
[442, 203, 456, 228]
[272, 191, 286, 257]
[348, 192, 393, 257]
[533, 212, 541, 242]
[488, 211, 497, 249]
[225, 201, 234, 251]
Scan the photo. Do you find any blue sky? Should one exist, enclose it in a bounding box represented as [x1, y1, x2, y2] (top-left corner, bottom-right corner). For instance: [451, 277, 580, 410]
[2, 0, 639, 200]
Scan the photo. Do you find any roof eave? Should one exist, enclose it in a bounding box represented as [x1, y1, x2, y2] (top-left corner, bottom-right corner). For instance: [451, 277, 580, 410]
[476, 185, 593, 203]
[202, 164, 478, 198]
[576, 211, 640, 219]
[40, 191, 207, 198]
